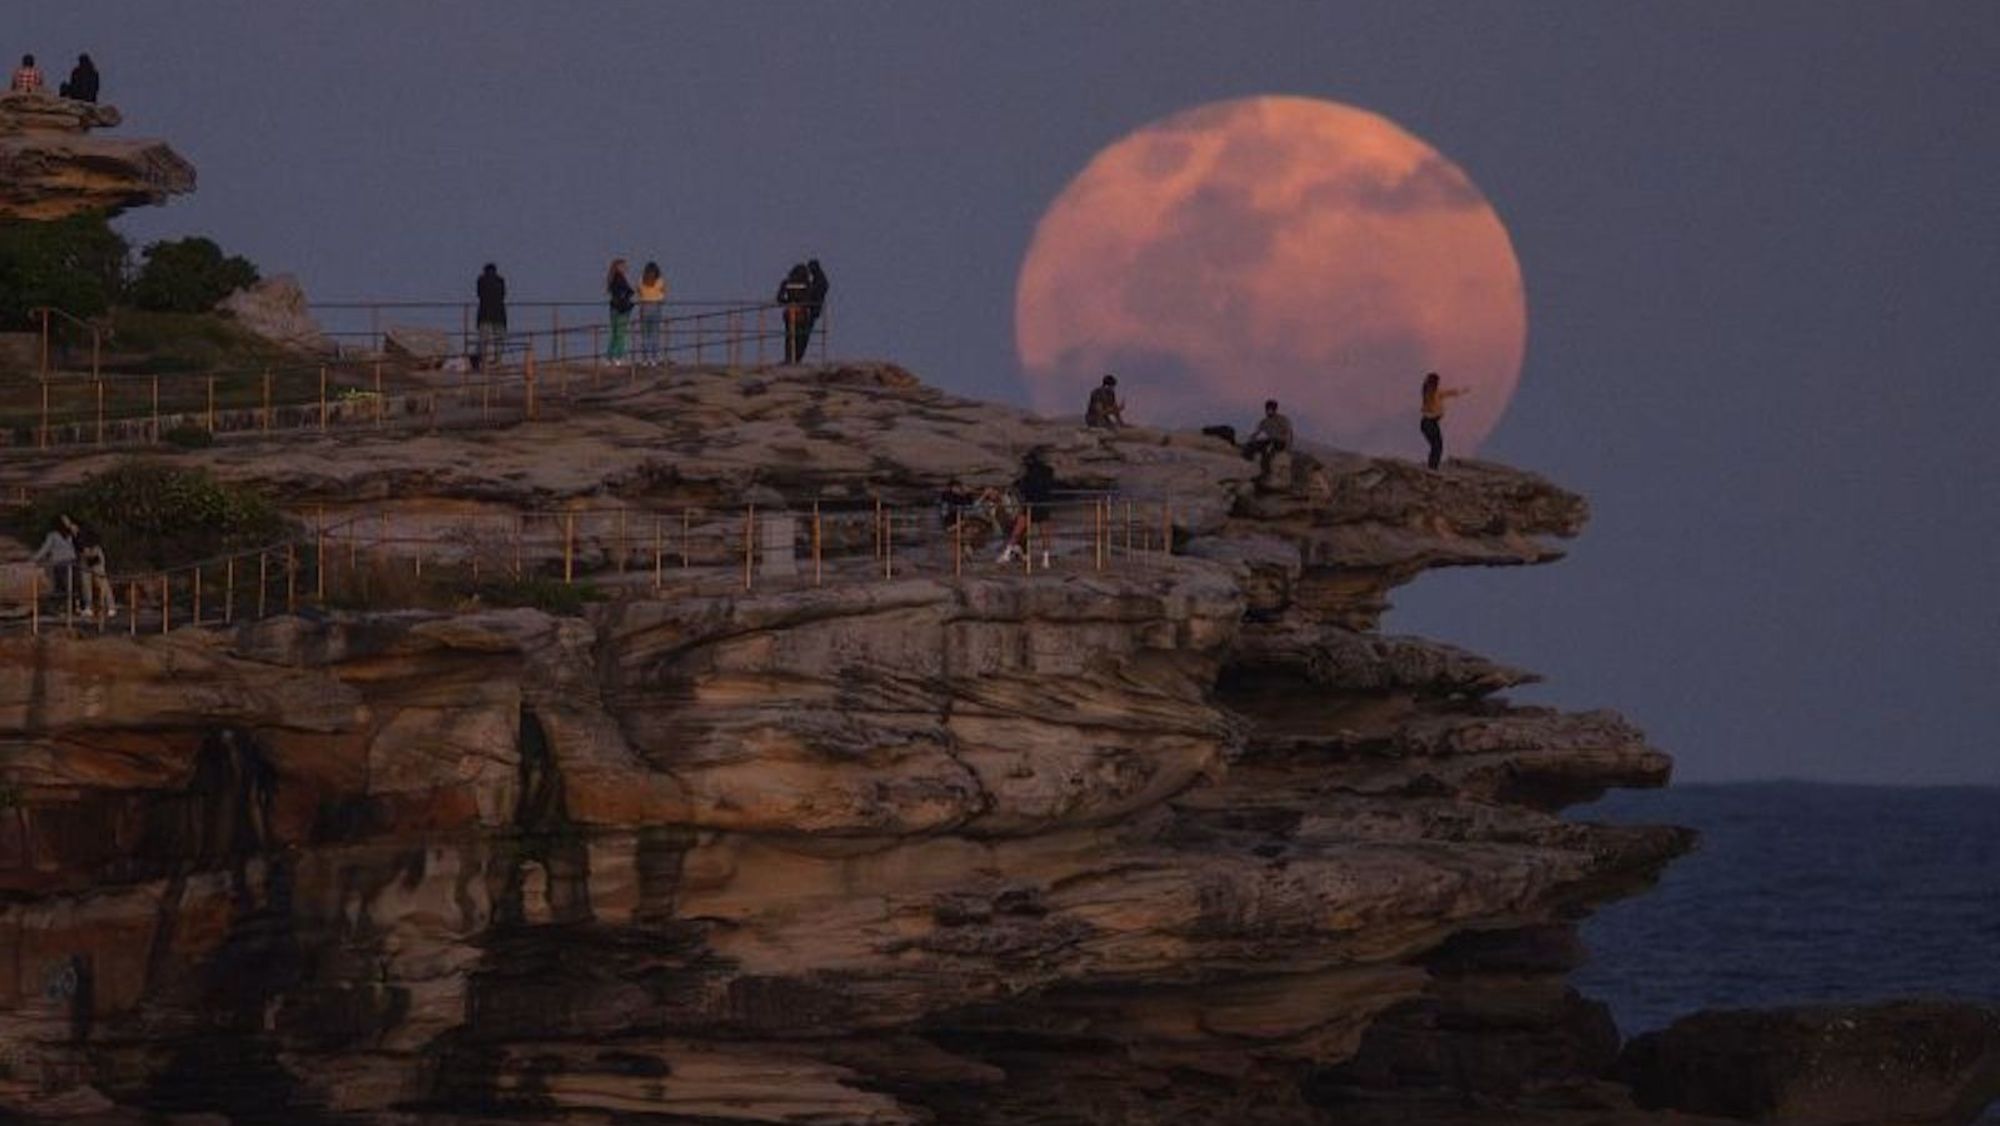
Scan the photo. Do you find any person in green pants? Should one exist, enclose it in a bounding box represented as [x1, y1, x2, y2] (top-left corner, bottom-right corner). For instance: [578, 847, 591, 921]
[605, 258, 634, 366]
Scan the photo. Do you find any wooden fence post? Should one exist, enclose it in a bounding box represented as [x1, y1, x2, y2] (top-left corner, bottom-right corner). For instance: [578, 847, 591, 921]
[206, 375, 216, 433]
[94, 379, 104, 446]
[563, 511, 575, 584]
[262, 370, 272, 431]
[257, 553, 268, 619]
[742, 505, 754, 591]
[225, 557, 235, 624]
[286, 545, 297, 613]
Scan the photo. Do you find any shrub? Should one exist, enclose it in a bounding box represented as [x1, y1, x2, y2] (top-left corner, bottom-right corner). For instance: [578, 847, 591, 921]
[127, 237, 259, 315]
[0, 213, 129, 328]
[15, 460, 295, 572]
[474, 576, 606, 616]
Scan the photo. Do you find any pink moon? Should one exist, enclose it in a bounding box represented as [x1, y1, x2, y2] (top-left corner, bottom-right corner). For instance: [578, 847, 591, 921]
[1014, 96, 1526, 457]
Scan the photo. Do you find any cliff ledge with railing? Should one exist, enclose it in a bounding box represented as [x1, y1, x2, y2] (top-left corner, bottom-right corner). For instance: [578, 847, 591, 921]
[0, 358, 1728, 1125]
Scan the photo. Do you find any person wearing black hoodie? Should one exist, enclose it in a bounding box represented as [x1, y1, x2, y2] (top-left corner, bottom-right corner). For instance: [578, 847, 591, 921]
[59, 54, 99, 102]
[799, 258, 831, 360]
[775, 262, 812, 363]
[474, 263, 507, 371]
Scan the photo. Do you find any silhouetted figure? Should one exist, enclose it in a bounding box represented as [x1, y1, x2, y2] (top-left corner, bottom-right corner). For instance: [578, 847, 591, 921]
[474, 263, 507, 371]
[1085, 374, 1126, 429]
[1242, 399, 1293, 476]
[59, 54, 98, 102]
[937, 478, 978, 530]
[799, 258, 830, 359]
[776, 262, 812, 363]
[10, 55, 44, 95]
[606, 258, 634, 365]
[1420, 371, 1470, 470]
[998, 449, 1057, 564]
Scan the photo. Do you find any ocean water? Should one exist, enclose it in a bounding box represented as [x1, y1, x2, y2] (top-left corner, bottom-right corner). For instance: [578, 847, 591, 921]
[1575, 782, 2000, 1035]
[1576, 783, 2000, 1120]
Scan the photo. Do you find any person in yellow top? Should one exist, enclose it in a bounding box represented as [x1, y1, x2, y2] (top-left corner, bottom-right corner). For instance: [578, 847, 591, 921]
[637, 261, 669, 368]
[1420, 371, 1471, 470]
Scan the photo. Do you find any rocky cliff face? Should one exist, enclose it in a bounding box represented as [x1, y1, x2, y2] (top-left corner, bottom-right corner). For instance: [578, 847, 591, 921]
[0, 365, 1700, 1123]
[0, 95, 195, 220]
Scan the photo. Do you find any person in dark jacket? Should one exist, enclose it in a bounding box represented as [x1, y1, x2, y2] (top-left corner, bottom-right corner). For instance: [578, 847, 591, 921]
[1085, 374, 1125, 429]
[998, 448, 1057, 564]
[798, 258, 831, 359]
[474, 263, 506, 371]
[605, 258, 634, 366]
[58, 54, 98, 102]
[775, 262, 812, 363]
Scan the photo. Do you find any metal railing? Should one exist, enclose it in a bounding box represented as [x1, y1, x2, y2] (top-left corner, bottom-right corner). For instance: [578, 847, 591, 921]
[0, 300, 828, 452]
[29, 305, 103, 380]
[309, 298, 829, 368]
[2, 494, 1178, 637]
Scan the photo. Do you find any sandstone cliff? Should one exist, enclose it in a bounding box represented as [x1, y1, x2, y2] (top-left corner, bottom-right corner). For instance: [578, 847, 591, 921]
[0, 95, 195, 220]
[0, 364, 1704, 1124]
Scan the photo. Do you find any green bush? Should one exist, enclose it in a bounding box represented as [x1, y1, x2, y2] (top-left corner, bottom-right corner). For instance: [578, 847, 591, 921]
[127, 237, 258, 315]
[102, 308, 291, 374]
[0, 213, 129, 328]
[15, 460, 295, 572]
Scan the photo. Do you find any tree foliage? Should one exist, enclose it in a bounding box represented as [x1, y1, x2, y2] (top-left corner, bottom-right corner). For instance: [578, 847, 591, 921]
[15, 460, 295, 572]
[127, 237, 259, 314]
[0, 213, 129, 328]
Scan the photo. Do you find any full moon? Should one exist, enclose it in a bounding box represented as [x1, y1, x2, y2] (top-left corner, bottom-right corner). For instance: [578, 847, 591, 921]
[1015, 96, 1525, 457]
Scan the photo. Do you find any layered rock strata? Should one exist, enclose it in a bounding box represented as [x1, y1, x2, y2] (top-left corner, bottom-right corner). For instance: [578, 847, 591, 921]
[0, 95, 195, 220]
[0, 364, 1697, 1123]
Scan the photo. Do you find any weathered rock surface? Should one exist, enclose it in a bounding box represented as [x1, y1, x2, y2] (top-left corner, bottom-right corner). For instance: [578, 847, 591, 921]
[1618, 1001, 2000, 1125]
[0, 362, 1703, 1123]
[217, 274, 333, 353]
[0, 95, 195, 220]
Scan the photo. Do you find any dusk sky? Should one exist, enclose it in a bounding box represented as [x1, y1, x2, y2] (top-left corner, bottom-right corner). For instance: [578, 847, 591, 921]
[17, 4, 1998, 784]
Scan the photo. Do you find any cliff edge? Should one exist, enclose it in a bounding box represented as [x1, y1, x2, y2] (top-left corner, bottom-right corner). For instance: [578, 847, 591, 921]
[0, 363, 1703, 1124]
[0, 95, 195, 220]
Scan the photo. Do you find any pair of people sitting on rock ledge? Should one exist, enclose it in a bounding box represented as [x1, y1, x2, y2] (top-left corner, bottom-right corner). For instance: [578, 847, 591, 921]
[9, 54, 97, 101]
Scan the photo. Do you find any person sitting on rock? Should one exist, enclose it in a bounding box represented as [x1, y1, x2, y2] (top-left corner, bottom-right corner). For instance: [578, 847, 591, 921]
[10, 55, 45, 95]
[1085, 374, 1126, 430]
[1241, 399, 1293, 477]
[58, 54, 97, 102]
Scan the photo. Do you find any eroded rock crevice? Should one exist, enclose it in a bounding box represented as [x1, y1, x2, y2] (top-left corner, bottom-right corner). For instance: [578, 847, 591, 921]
[0, 366, 1767, 1124]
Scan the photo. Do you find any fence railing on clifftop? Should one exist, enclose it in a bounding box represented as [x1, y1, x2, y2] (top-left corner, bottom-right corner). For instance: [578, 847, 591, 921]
[2, 298, 827, 452]
[1, 494, 1178, 638]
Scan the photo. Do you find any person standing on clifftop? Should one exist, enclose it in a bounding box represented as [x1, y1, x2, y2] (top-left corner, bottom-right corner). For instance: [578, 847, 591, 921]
[1420, 371, 1471, 471]
[474, 263, 507, 371]
[637, 261, 668, 368]
[605, 258, 634, 367]
[10, 55, 44, 94]
[800, 258, 831, 360]
[776, 262, 812, 363]
[58, 54, 97, 102]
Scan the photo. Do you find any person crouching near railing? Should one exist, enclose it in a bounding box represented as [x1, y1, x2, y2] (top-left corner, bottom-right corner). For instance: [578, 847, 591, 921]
[28, 515, 77, 612]
[73, 522, 115, 618]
